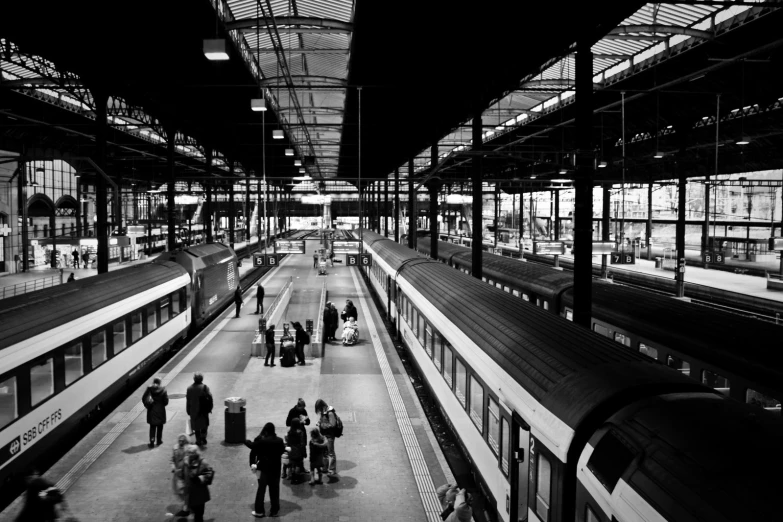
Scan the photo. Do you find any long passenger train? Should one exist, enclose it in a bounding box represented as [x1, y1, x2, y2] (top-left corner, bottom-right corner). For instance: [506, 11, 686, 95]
[360, 229, 781, 522]
[416, 237, 783, 412]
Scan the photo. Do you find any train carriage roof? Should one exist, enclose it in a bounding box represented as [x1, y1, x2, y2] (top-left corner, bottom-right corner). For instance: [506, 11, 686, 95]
[0, 261, 189, 350]
[416, 238, 467, 264]
[362, 230, 428, 272]
[155, 242, 237, 272]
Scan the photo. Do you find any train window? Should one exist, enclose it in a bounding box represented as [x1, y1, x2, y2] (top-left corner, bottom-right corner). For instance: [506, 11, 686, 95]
[411, 308, 418, 334]
[488, 397, 500, 456]
[512, 289, 520, 297]
[30, 357, 54, 406]
[587, 431, 636, 492]
[543, 301, 549, 311]
[535, 453, 552, 522]
[443, 343, 453, 388]
[418, 316, 426, 347]
[160, 296, 170, 324]
[702, 370, 730, 394]
[592, 323, 609, 337]
[171, 289, 183, 316]
[522, 293, 530, 302]
[455, 360, 467, 407]
[614, 333, 632, 348]
[500, 417, 510, 476]
[91, 331, 107, 369]
[483, 277, 488, 283]
[503, 286, 510, 293]
[63, 341, 83, 386]
[113, 320, 127, 354]
[469, 376, 484, 433]
[146, 304, 158, 334]
[666, 355, 690, 376]
[0, 375, 17, 429]
[536, 298, 542, 307]
[433, 332, 442, 371]
[565, 309, 573, 321]
[586, 505, 600, 522]
[746, 389, 781, 412]
[636, 343, 656, 358]
[131, 312, 143, 344]
[496, 282, 502, 289]
[424, 325, 433, 357]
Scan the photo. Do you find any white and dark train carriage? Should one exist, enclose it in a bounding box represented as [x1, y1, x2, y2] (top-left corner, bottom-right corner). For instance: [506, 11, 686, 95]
[361, 230, 782, 522]
[0, 261, 191, 488]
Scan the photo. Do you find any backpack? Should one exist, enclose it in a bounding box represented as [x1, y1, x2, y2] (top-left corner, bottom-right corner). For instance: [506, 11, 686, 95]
[200, 387, 213, 414]
[302, 330, 311, 345]
[331, 410, 344, 438]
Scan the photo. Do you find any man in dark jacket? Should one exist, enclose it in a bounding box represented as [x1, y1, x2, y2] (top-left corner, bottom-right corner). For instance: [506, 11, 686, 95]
[184, 446, 214, 522]
[264, 324, 276, 367]
[15, 469, 59, 522]
[186, 372, 213, 446]
[71, 249, 79, 269]
[234, 285, 243, 318]
[256, 282, 265, 314]
[142, 377, 169, 447]
[245, 423, 285, 518]
[293, 322, 307, 365]
[285, 398, 311, 428]
[340, 299, 357, 323]
[328, 303, 339, 341]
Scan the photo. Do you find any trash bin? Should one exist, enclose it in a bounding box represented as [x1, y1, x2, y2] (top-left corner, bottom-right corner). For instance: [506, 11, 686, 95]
[654, 257, 663, 269]
[224, 397, 246, 443]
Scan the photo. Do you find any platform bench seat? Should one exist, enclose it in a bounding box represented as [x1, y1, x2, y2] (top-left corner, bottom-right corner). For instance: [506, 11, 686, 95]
[766, 271, 783, 291]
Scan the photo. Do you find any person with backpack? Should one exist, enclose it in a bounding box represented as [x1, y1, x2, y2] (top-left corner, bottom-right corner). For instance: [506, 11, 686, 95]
[186, 372, 213, 447]
[245, 422, 286, 518]
[293, 322, 309, 366]
[340, 299, 357, 323]
[184, 446, 214, 522]
[142, 377, 169, 447]
[314, 399, 343, 477]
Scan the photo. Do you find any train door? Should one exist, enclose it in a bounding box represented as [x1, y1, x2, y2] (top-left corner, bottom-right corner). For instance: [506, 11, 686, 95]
[510, 414, 531, 522]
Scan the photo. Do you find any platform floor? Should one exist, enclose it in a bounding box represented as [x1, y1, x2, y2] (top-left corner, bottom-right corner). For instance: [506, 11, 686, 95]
[0, 240, 453, 522]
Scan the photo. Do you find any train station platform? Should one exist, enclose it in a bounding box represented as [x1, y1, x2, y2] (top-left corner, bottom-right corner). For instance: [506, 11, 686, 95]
[0, 238, 454, 521]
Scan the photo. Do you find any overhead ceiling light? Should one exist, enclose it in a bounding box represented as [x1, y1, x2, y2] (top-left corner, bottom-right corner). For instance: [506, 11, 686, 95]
[530, 175, 537, 179]
[598, 161, 608, 168]
[294, 159, 302, 166]
[558, 169, 568, 175]
[293, 175, 312, 181]
[203, 39, 230, 61]
[251, 98, 267, 112]
[285, 148, 294, 156]
[273, 130, 284, 139]
[299, 167, 306, 174]
[654, 151, 664, 159]
[495, 124, 504, 130]
[736, 136, 751, 145]
[550, 179, 572, 183]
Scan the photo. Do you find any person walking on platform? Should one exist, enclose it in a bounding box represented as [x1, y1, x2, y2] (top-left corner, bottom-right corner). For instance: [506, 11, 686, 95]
[82, 250, 89, 269]
[71, 249, 79, 269]
[329, 249, 335, 267]
[314, 399, 342, 477]
[313, 252, 318, 268]
[308, 427, 328, 485]
[186, 372, 213, 447]
[184, 446, 214, 522]
[234, 285, 244, 318]
[256, 282, 265, 315]
[341, 299, 357, 324]
[245, 422, 285, 518]
[286, 398, 310, 428]
[142, 377, 169, 447]
[284, 417, 308, 484]
[323, 304, 331, 344]
[328, 303, 339, 341]
[293, 322, 308, 365]
[264, 323, 276, 367]
[15, 468, 60, 522]
[170, 434, 190, 518]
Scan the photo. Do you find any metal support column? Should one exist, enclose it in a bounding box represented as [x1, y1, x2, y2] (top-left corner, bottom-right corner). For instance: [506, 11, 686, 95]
[245, 175, 251, 242]
[601, 183, 611, 278]
[472, 108, 483, 280]
[75, 174, 82, 237]
[19, 157, 29, 272]
[676, 166, 686, 297]
[408, 159, 416, 248]
[95, 90, 109, 273]
[166, 129, 177, 252]
[394, 168, 400, 243]
[573, 41, 594, 329]
[494, 182, 499, 249]
[429, 180, 439, 260]
[646, 181, 653, 260]
[205, 148, 213, 244]
[384, 179, 389, 237]
[228, 162, 235, 249]
[554, 189, 560, 269]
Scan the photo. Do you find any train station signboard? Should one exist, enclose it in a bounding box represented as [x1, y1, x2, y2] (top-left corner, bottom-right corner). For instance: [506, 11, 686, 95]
[592, 241, 617, 255]
[610, 251, 635, 265]
[274, 240, 306, 254]
[533, 241, 566, 255]
[702, 251, 725, 264]
[332, 240, 361, 254]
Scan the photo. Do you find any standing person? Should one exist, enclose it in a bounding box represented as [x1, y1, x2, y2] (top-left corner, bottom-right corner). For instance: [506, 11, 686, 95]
[313, 252, 318, 268]
[142, 377, 169, 447]
[308, 427, 328, 485]
[15, 469, 60, 522]
[329, 249, 335, 267]
[186, 372, 213, 447]
[284, 417, 307, 484]
[445, 489, 473, 522]
[285, 398, 310, 428]
[329, 303, 339, 341]
[184, 446, 214, 522]
[256, 282, 265, 315]
[171, 434, 190, 517]
[67, 273, 76, 283]
[341, 299, 357, 323]
[264, 323, 276, 367]
[82, 250, 89, 269]
[279, 325, 296, 368]
[293, 322, 308, 366]
[437, 483, 459, 518]
[314, 399, 342, 477]
[71, 249, 79, 269]
[234, 285, 243, 318]
[322, 304, 331, 344]
[245, 422, 285, 518]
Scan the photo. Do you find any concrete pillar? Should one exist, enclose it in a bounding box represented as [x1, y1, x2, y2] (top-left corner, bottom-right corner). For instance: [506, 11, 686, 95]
[573, 41, 594, 329]
[75, 174, 82, 238]
[408, 159, 416, 248]
[166, 129, 177, 251]
[646, 181, 653, 260]
[494, 182, 499, 248]
[19, 157, 29, 272]
[94, 90, 109, 273]
[428, 181, 439, 259]
[601, 183, 611, 278]
[205, 149, 213, 244]
[228, 162, 235, 249]
[394, 168, 400, 243]
[472, 109, 483, 280]
[676, 167, 687, 297]
[384, 179, 389, 237]
[245, 173, 251, 242]
[554, 188, 560, 268]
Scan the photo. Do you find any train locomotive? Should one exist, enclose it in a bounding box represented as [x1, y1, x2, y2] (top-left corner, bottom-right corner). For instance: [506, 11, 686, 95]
[360, 229, 782, 522]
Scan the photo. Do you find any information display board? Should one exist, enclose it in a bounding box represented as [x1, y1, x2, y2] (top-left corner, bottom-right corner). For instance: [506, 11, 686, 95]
[592, 241, 617, 255]
[533, 241, 566, 255]
[769, 237, 783, 251]
[332, 240, 361, 254]
[274, 240, 306, 254]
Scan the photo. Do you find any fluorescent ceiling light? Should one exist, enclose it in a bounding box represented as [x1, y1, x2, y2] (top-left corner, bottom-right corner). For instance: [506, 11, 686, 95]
[530, 175, 537, 179]
[294, 159, 302, 166]
[285, 148, 294, 156]
[598, 161, 608, 168]
[654, 151, 664, 158]
[550, 179, 572, 183]
[251, 99, 267, 112]
[273, 130, 284, 139]
[203, 39, 229, 61]
[299, 167, 306, 174]
[293, 175, 312, 181]
[495, 124, 504, 130]
[558, 169, 568, 175]
[736, 136, 751, 145]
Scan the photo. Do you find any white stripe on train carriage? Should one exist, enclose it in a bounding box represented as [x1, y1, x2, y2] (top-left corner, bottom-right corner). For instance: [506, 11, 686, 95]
[348, 267, 445, 522]
[613, 478, 668, 522]
[364, 241, 575, 463]
[0, 274, 191, 370]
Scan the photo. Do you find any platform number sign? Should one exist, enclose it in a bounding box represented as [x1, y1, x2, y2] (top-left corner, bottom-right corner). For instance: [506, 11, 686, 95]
[703, 251, 725, 264]
[346, 254, 358, 266]
[360, 253, 372, 267]
[253, 253, 264, 267]
[610, 252, 635, 265]
[266, 254, 278, 266]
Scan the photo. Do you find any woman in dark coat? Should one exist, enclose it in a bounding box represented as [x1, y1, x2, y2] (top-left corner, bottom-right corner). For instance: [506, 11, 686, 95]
[341, 299, 357, 323]
[245, 423, 285, 518]
[328, 303, 339, 341]
[142, 377, 169, 447]
[284, 417, 308, 484]
[184, 446, 214, 522]
[285, 398, 311, 428]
